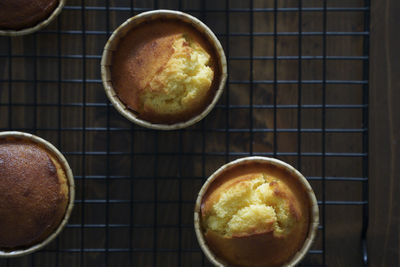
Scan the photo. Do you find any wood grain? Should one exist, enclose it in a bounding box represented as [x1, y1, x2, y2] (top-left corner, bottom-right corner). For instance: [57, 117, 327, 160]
[0, 0, 372, 266]
[369, 0, 400, 266]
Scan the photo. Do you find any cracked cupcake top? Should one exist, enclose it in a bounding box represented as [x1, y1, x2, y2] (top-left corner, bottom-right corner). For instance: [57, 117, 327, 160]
[202, 173, 301, 238]
[111, 19, 219, 124]
[140, 34, 214, 117]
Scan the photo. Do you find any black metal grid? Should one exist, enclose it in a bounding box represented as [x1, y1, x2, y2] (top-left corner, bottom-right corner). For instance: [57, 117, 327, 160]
[0, 0, 369, 266]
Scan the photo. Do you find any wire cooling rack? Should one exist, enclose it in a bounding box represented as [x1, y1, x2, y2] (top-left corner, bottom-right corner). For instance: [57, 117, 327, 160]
[0, 0, 369, 266]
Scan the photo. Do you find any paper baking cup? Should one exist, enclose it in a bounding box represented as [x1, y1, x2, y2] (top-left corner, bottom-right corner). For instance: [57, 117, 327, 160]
[0, 131, 75, 257]
[0, 0, 66, 37]
[194, 156, 319, 267]
[101, 9, 227, 130]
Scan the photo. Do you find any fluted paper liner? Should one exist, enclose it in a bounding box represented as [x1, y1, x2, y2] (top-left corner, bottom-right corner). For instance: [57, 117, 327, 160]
[0, 131, 75, 257]
[101, 9, 227, 130]
[0, 0, 66, 36]
[194, 156, 319, 267]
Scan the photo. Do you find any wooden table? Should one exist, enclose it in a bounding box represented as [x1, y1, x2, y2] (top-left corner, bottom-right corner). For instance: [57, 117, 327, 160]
[369, 0, 400, 266]
[0, 0, 398, 266]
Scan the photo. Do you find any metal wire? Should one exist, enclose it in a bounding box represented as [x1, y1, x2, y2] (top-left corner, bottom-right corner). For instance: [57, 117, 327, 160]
[362, 0, 371, 266]
[0, 1, 369, 266]
[322, 2, 328, 264]
[80, 1, 87, 266]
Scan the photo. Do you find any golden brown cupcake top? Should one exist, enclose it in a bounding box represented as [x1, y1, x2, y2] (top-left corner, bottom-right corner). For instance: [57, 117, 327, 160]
[201, 162, 310, 267]
[202, 173, 302, 238]
[111, 19, 220, 124]
[0, 0, 59, 30]
[0, 138, 69, 249]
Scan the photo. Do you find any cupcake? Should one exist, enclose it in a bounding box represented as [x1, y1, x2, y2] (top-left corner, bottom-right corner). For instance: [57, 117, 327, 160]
[102, 10, 227, 130]
[0, 132, 74, 257]
[194, 157, 319, 267]
[0, 0, 66, 36]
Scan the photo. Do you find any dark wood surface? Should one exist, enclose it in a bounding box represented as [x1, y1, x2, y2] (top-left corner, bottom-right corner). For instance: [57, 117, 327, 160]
[0, 0, 390, 266]
[368, 0, 400, 266]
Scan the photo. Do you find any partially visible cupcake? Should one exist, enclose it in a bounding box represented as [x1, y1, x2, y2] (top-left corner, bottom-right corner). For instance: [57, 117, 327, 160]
[195, 157, 319, 267]
[102, 10, 227, 130]
[0, 0, 65, 36]
[0, 132, 74, 257]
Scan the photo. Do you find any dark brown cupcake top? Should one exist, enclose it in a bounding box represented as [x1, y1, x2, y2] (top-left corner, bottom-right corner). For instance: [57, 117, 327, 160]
[0, 0, 59, 30]
[0, 139, 68, 249]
